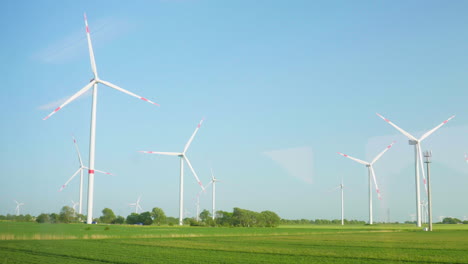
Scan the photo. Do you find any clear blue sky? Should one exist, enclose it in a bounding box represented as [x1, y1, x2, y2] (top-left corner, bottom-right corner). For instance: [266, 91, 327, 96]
[1, 0, 467, 222]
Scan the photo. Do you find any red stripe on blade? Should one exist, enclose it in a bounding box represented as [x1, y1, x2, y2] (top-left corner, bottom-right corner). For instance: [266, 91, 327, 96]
[88, 169, 95, 174]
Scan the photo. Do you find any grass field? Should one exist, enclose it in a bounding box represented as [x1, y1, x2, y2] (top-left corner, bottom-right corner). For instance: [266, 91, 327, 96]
[1, 222, 468, 263]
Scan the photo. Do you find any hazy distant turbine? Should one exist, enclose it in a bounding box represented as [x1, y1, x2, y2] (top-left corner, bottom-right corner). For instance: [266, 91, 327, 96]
[338, 141, 395, 225]
[43, 14, 159, 224]
[14, 200, 24, 216]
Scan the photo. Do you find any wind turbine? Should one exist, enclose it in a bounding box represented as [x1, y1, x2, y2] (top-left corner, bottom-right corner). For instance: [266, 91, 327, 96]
[204, 168, 220, 220]
[43, 14, 158, 224]
[71, 200, 79, 212]
[338, 141, 395, 225]
[14, 200, 24, 216]
[377, 113, 454, 227]
[140, 119, 205, 226]
[332, 179, 345, 226]
[71, 200, 79, 217]
[59, 136, 112, 215]
[129, 196, 143, 214]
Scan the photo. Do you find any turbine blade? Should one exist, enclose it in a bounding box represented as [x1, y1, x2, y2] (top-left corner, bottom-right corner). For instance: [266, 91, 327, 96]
[84, 13, 98, 78]
[376, 113, 418, 141]
[184, 156, 204, 191]
[93, 169, 113, 175]
[98, 79, 159, 106]
[465, 153, 468, 163]
[417, 144, 428, 194]
[371, 141, 396, 165]
[59, 168, 82, 192]
[138, 151, 182, 156]
[211, 168, 215, 181]
[43, 81, 96, 120]
[419, 115, 455, 142]
[72, 136, 84, 167]
[337, 152, 369, 165]
[369, 166, 382, 200]
[183, 119, 204, 153]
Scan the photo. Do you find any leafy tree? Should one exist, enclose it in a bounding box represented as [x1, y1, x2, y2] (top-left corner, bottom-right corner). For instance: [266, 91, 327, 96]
[215, 211, 233, 227]
[112, 216, 125, 224]
[199, 209, 211, 223]
[151, 207, 166, 225]
[49, 213, 59, 223]
[139, 212, 153, 225]
[36, 213, 50, 223]
[59, 206, 75, 223]
[442, 217, 462, 224]
[166, 217, 178, 226]
[260, 211, 280, 227]
[100, 208, 116, 224]
[126, 213, 140, 225]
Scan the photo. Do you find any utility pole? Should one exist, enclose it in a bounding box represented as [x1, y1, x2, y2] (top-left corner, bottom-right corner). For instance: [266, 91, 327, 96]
[424, 150, 433, 231]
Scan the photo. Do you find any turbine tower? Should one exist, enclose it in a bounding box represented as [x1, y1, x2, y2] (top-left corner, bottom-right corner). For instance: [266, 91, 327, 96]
[14, 200, 24, 216]
[140, 119, 205, 226]
[43, 14, 158, 224]
[377, 113, 454, 227]
[59, 136, 112, 215]
[338, 141, 395, 224]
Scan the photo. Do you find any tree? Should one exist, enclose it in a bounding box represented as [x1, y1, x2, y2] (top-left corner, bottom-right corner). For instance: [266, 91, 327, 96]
[215, 211, 233, 227]
[442, 217, 462, 224]
[126, 213, 140, 225]
[100, 208, 116, 224]
[36, 213, 50, 223]
[139, 212, 153, 225]
[260, 211, 280, 227]
[59, 206, 75, 223]
[151, 207, 166, 225]
[112, 216, 125, 224]
[199, 209, 211, 223]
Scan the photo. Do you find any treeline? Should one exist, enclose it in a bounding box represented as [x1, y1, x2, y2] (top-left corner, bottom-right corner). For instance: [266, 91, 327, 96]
[23, 206, 281, 227]
[280, 219, 367, 225]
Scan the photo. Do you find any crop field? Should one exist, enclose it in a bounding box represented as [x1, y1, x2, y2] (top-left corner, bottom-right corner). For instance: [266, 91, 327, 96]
[1, 222, 468, 263]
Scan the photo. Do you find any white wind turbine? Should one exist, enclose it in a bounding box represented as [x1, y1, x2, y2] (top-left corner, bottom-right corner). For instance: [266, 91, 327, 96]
[129, 196, 143, 214]
[14, 200, 24, 216]
[140, 119, 205, 226]
[338, 141, 395, 225]
[332, 179, 345, 226]
[377, 113, 454, 227]
[204, 168, 220, 220]
[43, 14, 158, 224]
[71, 200, 79, 212]
[59, 136, 112, 215]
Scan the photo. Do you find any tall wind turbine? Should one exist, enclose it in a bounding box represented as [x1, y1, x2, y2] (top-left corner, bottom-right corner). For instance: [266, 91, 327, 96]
[140, 119, 205, 226]
[43, 14, 158, 224]
[129, 196, 143, 214]
[204, 168, 220, 220]
[59, 136, 112, 215]
[377, 113, 454, 227]
[14, 201, 24, 216]
[338, 141, 395, 225]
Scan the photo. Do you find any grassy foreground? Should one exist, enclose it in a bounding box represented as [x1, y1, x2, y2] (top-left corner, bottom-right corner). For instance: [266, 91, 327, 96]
[1, 222, 468, 263]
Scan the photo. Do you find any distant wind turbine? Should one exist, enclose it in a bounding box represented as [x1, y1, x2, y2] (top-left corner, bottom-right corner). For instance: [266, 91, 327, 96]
[59, 136, 112, 215]
[14, 200, 24, 216]
[129, 196, 143, 214]
[204, 168, 221, 220]
[377, 113, 454, 227]
[338, 141, 395, 225]
[43, 14, 159, 224]
[332, 179, 345, 226]
[140, 119, 205, 225]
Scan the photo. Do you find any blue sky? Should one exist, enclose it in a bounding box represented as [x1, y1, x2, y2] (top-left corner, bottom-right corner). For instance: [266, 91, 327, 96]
[1, 0, 467, 222]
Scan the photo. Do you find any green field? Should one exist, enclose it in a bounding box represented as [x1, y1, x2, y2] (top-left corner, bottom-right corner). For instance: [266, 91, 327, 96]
[1, 222, 468, 263]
